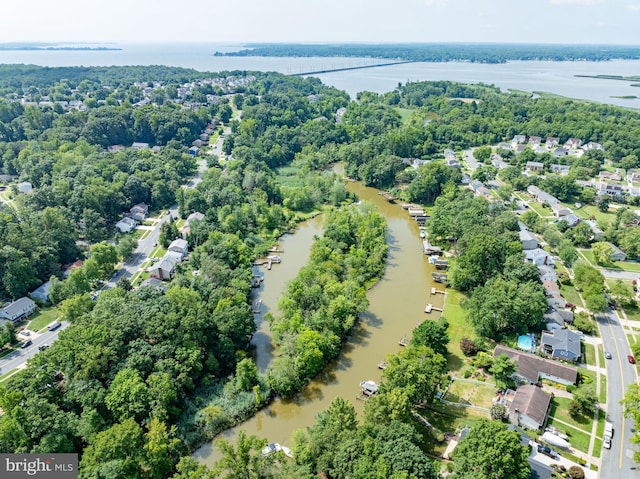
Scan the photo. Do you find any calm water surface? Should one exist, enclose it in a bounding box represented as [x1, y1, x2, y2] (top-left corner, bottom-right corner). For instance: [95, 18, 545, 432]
[193, 180, 442, 466]
[0, 43, 639, 107]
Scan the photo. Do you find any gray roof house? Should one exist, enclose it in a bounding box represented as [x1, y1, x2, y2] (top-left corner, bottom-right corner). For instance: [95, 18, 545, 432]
[31, 281, 52, 303]
[550, 164, 570, 176]
[538, 265, 557, 282]
[609, 243, 627, 261]
[519, 230, 539, 250]
[168, 238, 189, 258]
[527, 185, 541, 196]
[543, 309, 574, 326]
[525, 248, 555, 266]
[494, 345, 578, 386]
[525, 161, 544, 172]
[116, 216, 138, 233]
[536, 191, 559, 206]
[0, 297, 36, 322]
[508, 385, 553, 431]
[540, 329, 582, 362]
[149, 254, 181, 280]
[550, 203, 570, 217]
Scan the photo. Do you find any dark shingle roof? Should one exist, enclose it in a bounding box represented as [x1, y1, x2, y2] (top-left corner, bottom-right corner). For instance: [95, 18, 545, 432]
[494, 345, 578, 385]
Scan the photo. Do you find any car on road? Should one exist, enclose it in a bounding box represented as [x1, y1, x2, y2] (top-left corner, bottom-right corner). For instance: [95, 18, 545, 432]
[604, 435, 612, 449]
[21, 339, 32, 349]
[537, 445, 559, 459]
[38, 344, 49, 351]
[629, 355, 636, 364]
[605, 351, 612, 360]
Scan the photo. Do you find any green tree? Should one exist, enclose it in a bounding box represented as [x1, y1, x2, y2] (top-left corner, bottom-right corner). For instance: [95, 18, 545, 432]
[490, 403, 508, 421]
[89, 242, 119, 277]
[213, 430, 276, 479]
[117, 235, 138, 261]
[592, 241, 613, 265]
[235, 358, 260, 392]
[559, 239, 578, 266]
[143, 418, 182, 479]
[473, 146, 492, 163]
[411, 317, 449, 356]
[452, 419, 530, 479]
[490, 354, 516, 390]
[571, 386, 597, 417]
[598, 196, 610, 213]
[105, 368, 151, 422]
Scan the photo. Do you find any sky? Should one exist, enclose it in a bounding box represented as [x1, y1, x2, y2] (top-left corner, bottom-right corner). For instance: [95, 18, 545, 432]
[2, 0, 640, 45]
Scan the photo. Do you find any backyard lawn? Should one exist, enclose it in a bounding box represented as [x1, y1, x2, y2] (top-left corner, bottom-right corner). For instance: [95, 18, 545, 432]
[549, 396, 593, 430]
[444, 290, 478, 373]
[571, 204, 617, 226]
[543, 417, 591, 453]
[559, 283, 583, 308]
[527, 201, 554, 218]
[444, 379, 496, 408]
[26, 307, 61, 332]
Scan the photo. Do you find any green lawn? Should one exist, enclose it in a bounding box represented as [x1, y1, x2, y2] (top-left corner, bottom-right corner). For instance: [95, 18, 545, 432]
[419, 402, 488, 455]
[444, 290, 478, 373]
[593, 438, 603, 458]
[527, 201, 553, 217]
[623, 305, 640, 322]
[581, 247, 640, 273]
[596, 409, 606, 437]
[579, 367, 596, 387]
[445, 380, 496, 408]
[559, 283, 583, 308]
[543, 418, 592, 453]
[583, 343, 596, 366]
[597, 344, 605, 367]
[27, 307, 60, 332]
[599, 375, 607, 404]
[395, 107, 415, 125]
[549, 396, 593, 430]
[571, 204, 617, 227]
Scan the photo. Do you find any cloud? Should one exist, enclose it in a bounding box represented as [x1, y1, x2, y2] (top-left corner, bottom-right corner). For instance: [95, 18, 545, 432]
[424, 0, 448, 5]
[628, 3, 640, 11]
[550, 0, 603, 4]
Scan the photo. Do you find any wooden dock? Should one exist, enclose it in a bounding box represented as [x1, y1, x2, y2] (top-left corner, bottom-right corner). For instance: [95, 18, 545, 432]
[399, 336, 410, 347]
[431, 287, 446, 295]
[268, 245, 284, 253]
[424, 303, 443, 313]
[379, 191, 398, 202]
[253, 259, 273, 270]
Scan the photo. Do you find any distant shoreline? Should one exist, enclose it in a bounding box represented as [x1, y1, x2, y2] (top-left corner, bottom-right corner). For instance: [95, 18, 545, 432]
[0, 47, 122, 51]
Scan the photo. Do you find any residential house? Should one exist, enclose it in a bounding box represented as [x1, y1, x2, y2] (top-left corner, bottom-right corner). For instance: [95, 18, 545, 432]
[515, 144, 528, 154]
[552, 147, 569, 158]
[188, 146, 199, 157]
[538, 265, 557, 282]
[460, 173, 471, 185]
[583, 141, 603, 151]
[542, 280, 560, 297]
[139, 278, 167, 292]
[545, 137, 560, 148]
[132, 142, 150, 150]
[179, 212, 205, 238]
[149, 257, 178, 280]
[564, 138, 582, 149]
[491, 157, 509, 170]
[585, 220, 605, 241]
[129, 203, 149, 222]
[528, 136, 542, 146]
[540, 329, 582, 362]
[31, 280, 52, 303]
[199, 133, 210, 142]
[547, 292, 567, 309]
[550, 164, 570, 176]
[599, 171, 622, 182]
[493, 345, 579, 386]
[562, 213, 580, 228]
[524, 248, 555, 266]
[527, 185, 541, 196]
[168, 238, 189, 259]
[444, 149, 456, 160]
[518, 220, 529, 232]
[512, 135, 526, 145]
[597, 182, 626, 197]
[609, 243, 627, 261]
[526, 161, 544, 173]
[18, 182, 33, 194]
[0, 297, 36, 322]
[508, 385, 552, 431]
[192, 139, 203, 148]
[115, 217, 138, 233]
[519, 230, 539, 250]
[445, 157, 460, 168]
[335, 107, 347, 123]
[107, 145, 125, 153]
[543, 308, 574, 326]
[550, 203, 570, 218]
[627, 170, 640, 184]
[498, 142, 512, 150]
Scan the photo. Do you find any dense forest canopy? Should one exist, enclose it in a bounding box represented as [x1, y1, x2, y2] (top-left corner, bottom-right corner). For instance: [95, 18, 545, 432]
[219, 43, 640, 63]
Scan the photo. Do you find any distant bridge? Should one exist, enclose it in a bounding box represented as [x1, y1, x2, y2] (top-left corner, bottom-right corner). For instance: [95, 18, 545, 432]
[289, 60, 416, 76]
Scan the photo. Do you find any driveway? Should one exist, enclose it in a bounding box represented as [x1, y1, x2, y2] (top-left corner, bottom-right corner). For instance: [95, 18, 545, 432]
[529, 442, 598, 479]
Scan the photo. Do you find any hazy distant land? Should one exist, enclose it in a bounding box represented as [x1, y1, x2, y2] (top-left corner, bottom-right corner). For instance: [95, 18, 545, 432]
[0, 42, 121, 51]
[217, 43, 640, 64]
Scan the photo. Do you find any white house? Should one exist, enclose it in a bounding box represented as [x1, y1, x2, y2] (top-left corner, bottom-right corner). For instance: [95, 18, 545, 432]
[550, 203, 571, 218]
[0, 297, 36, 322]
[519, 230, 539, 250]
[525, 248, 555, 266]
[168, 238, 189, 258]
[116, 217, 138, 233]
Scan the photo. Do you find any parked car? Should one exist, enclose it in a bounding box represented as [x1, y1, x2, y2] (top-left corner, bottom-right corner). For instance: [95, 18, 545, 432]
[629, 355, 636, 364]
[605, 351, 612, 360]
[537, 445, 559, 459]
[603, 436, 612, 449]
[20, 339, 32, 349]
[38, 344, 49, 351]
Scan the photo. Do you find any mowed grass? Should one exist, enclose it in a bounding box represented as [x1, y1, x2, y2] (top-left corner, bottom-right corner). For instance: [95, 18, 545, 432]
[419, 402, 488, 455]
[583, 343, 596, 366]
[599, 375, 607, 404]
[543, 417, 592, 453]
[395, 107, 415, 125]
[571, 204, 617, 227]
[27, 307, 61, 332]
[549, 396, 593, 431]
[443, 290, 477, 373]
[445, 379, 496, 408]
[559, 283, 583, 307]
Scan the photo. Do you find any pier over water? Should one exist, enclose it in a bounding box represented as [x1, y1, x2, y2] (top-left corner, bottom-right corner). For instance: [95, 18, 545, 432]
[290, 60, 415, 76]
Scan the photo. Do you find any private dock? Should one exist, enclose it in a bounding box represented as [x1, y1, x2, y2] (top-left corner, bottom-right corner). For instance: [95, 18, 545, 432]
[357, 380, 380, 401]
[378, 360, 388, 370]
[432, 272, 448, 283]
[268, 245, 284, 253]
[379, 191, 398, 202]
[431, 288, 446, 295]
[424, 303, 443, 313]
[399, 336, 410, 347]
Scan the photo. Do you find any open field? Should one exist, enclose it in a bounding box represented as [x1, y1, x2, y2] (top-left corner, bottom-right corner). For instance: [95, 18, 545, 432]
[445, 379, 496, 408]
[571, 204, 617, 226]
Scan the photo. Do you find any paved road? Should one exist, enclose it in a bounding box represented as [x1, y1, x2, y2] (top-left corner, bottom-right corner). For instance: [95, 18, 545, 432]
[0, 322, 69, 374]
[600, 269, 640, 281]
[597, 307, 640, 478]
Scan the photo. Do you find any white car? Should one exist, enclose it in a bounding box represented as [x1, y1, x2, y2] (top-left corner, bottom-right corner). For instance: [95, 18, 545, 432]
[604, 436, 612, 449]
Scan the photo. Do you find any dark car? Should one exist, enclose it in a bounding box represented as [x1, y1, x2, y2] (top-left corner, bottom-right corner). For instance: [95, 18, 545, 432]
[629, 355, 636, 364]
[537, 445, 559, 459]
[38, 344, 49, 351]
[21, 339, 32, 349]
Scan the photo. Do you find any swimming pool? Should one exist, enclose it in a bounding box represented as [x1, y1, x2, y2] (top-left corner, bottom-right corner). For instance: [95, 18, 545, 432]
[517, 333, 536, 352]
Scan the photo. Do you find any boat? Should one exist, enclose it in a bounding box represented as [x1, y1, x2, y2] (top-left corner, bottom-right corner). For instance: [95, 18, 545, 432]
[428, 255, 439, 264]
[541, 431, 571, 449]
[420, 230, 426, 238]
[252, 299, 263, 313]
[359, 380, 379, 396]
[261, 443, 293, 458]
[267, 255, 281, 263]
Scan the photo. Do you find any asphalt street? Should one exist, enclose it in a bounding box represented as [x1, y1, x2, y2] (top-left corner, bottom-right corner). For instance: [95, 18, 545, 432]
[0, 322, 69, 374]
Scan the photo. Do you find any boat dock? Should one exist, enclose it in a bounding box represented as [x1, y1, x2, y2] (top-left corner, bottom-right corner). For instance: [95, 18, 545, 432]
[399, 336, 410, 347]
[377, 359, 388, 370]
[424, 303, 444, 313]
[431, 288, 446, 295]
[253, 258, 273, 270]
[378, 191, 398, 202]
[268, 245, 284, 253]
[357, 380, 380, 401]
